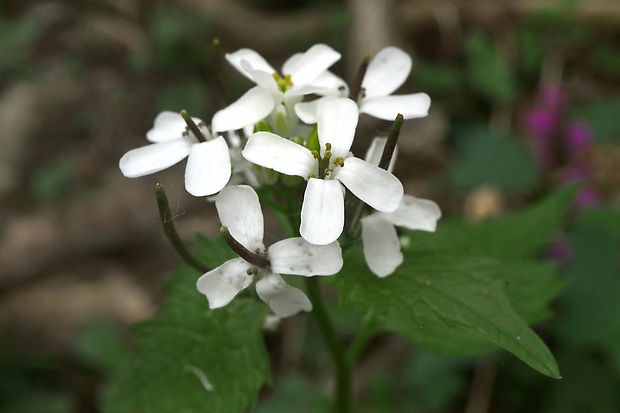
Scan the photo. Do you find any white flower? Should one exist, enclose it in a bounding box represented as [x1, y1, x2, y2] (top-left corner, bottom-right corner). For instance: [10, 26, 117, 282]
[360, 137, 441, 277]
[243, 98, 404, 245]
[296, 46, 431, 123]
[196, 185, 343, 318]
[212, 44, 347, 134]
[358, 46, 431, 120]
[119, 111, 231, 197]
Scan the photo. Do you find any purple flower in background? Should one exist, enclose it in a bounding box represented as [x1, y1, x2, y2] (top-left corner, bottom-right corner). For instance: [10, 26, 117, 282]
[561, 164, 601, 209]
[523, 85, 601, 209]
[546, 232, 572, 266]
[565, 121, 593, 159]
[524, 86, 566, 169]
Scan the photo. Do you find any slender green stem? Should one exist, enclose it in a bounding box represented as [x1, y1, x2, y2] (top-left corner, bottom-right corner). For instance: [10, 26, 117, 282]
[345, 114, 405, 238]
[378, 113, 404, 171]
[346, 312, 380, 365]
[155, 183, 210, 273]
[211, 38, 233, 104]
[305, 277, 351, 413]
[220, 225, 270, 268]
[180, 109, 207, 142]
[350, 52, 371, 102]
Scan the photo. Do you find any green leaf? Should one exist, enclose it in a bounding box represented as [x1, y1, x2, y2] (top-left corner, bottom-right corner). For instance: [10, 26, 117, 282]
[384, 261, 565, 357]
[578, 206, 620, 243]
[104, 236, 270, 413]
[335, 250, 561, 378]
[336, 188, 577, 377]
[452, 126, 540, 191]
[554, 220, 620, 372]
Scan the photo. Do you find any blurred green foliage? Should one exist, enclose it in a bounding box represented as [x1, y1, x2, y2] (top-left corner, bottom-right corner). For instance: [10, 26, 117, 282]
[451, 126, 540, 191]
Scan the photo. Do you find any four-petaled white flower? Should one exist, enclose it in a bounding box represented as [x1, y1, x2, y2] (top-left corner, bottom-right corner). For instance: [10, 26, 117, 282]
[119, 111, 231, 197]
[196, 185, 343, 318]
[360, 137, 441, 277]
[211, 44, 348, 134]
[296, 46, 431, 124]
[358, 46, 431, 120]
[243, 98, 404, 246]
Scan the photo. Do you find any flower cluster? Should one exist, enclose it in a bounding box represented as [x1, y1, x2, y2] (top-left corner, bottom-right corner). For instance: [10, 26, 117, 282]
[119, 44, 441, 316]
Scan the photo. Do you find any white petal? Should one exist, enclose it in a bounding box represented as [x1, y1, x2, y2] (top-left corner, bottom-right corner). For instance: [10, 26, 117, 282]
[284, 83, 327, 97]
[196, 258, 254, 309]
[361, 214, 403, 277]
[287, 44, 341, 85]
[295, 99, 321, 124]
[240, 60, 280, 94]
[310, 71, 349, 97]
[300, 178, 344, 245]
[146, 111, 204, 143]
[242, 132, 317, 178]
[119, 138, 192, 177]
[146, 112, 185, 142]
[364, 137, 398, 173]
[317, 98, 359, 159]
[281, 52, 302, 75]
[215, 185, 264, 252]
[362, 47, 411, 98]
[360, 93, 431, 121]
[255, 273, 312, 318]
[336, 157, 403, 212]
[269, 238, 343, 276]
[379, 195, 441, 231]
[212, 86, 275, 132]
[184, 137, 231, 196]
[225, 49, 276, 81]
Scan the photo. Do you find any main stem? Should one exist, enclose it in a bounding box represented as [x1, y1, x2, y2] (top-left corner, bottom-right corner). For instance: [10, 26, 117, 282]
[305, 277, 351, 413]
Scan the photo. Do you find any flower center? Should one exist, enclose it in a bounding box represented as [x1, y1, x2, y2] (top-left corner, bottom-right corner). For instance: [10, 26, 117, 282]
[308, 143, 344, 179]
[272, 73, 294, 93]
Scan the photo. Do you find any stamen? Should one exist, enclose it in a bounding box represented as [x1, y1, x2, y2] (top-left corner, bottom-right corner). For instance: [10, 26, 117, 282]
[273, 72, 294, 93]
[333, 157, 344, 167]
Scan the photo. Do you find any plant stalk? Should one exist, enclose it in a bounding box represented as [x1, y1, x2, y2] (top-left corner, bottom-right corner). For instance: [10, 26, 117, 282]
[155, 183, 210, 273]
[305, 277, 351, 413]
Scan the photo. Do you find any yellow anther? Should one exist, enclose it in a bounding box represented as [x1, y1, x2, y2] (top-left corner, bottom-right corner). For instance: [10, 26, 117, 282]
[272, 72, 294, 93]
[311, 150, 320, 159]
[333, 157, 344, 167]
[324, 150, 332, 159]
[325, 143, 332, 151]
